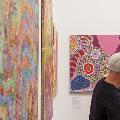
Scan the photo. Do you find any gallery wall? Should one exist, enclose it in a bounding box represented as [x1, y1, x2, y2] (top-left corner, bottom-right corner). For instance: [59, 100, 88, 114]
[52, 0, 120, 120]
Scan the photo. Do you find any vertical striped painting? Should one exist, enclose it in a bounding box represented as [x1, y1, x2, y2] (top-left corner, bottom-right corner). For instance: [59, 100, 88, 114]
[41, 0, 58, 120]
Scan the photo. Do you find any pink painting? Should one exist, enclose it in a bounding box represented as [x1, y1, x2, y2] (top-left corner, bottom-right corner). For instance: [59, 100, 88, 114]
[70, 35, 120, 93]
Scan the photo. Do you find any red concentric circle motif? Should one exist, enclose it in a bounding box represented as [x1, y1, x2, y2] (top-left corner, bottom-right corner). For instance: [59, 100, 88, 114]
[84, 63, 94, 75]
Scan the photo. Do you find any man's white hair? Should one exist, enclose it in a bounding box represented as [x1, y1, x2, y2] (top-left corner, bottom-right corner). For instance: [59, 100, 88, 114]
[109, 52, 120, 73]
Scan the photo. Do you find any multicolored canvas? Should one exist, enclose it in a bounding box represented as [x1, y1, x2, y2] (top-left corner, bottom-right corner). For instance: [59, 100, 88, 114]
[52, 24, 58, 98]
[70, 35, 120, 93]
[41, 0, 54, 120]
[0, 0, 38, 119]
[42, 0, 58, 119]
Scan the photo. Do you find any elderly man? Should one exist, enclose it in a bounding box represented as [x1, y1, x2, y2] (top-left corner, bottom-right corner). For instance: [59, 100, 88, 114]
[89, 52, 120, 120]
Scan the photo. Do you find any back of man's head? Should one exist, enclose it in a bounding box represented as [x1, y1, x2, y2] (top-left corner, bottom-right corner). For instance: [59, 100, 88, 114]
[109, 52, 120, 73]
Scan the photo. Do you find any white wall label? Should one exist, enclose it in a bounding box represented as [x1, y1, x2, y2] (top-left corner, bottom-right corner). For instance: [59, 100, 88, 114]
[72, 97, 81, 110]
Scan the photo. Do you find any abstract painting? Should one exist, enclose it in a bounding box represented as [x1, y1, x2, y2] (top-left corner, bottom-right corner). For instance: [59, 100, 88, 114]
[42, 0, 58, 119]
[52, 24, 58, 98]
[70, 35, 120, 93]
[0, 0, 38, 119]
[41, 0, 53, 120]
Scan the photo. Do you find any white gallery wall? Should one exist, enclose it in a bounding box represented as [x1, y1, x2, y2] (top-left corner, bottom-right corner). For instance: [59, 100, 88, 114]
[52, 0, 120, 120]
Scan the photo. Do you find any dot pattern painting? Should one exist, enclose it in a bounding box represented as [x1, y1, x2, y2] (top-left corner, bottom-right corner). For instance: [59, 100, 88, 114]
[70, 35, 120, 93]
[41, 0, 58, 120]
[0, 0, 38, 119]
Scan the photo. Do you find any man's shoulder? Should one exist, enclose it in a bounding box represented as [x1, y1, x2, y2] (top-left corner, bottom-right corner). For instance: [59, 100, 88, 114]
[93, 77, 120, 98]
[94, 78, 106, 91]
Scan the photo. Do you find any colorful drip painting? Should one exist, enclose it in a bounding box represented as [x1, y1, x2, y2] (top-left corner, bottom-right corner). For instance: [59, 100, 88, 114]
[42, 0, 58, 119]
[0, 0, 38, 119]
[70, 35, 120, 93]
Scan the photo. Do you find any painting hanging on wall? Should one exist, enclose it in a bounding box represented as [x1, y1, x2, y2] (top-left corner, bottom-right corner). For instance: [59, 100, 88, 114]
[42, 0, 58, 120]
[41, 0, 53, 119]
[0, 0, 38, 119]
[70, 35, 120, 93]
[52, 24, 58, 98]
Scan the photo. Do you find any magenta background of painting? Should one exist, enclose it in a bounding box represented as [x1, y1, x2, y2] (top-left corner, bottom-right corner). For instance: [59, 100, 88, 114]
[97, 35, 120, 55]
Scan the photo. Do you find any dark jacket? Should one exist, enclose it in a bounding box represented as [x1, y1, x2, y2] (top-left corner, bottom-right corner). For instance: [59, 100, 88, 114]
[89, 77, 120, 120]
